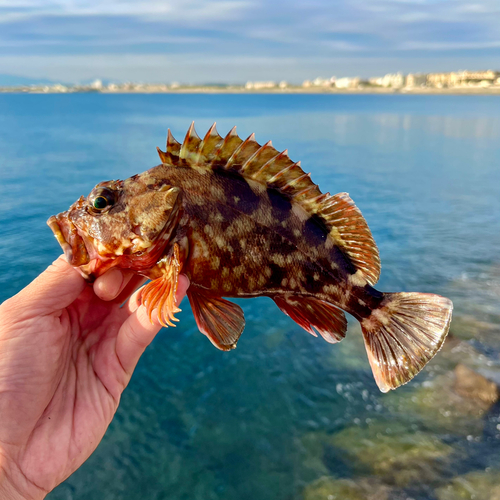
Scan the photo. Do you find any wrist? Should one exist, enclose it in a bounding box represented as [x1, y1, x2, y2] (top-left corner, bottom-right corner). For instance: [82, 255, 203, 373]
[0, 460, 46, 500]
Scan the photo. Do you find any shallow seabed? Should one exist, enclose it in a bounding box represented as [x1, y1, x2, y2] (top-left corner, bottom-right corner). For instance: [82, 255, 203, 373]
[1, 94, 500, 500]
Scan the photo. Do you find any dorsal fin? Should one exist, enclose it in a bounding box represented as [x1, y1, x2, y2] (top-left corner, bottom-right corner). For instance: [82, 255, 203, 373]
[157, 129, 181, 163]
[239, 141, 279, 177]
[166, 129, 181, 156]
[211, 126, 242, 166]
[225, 133, 260, 170]
[318, 192, 381, 285]
[195, 123, 223, 165]
[157, 146, 168, 163]
[157, 124, 381, 285]
[180, 122, 202, 162]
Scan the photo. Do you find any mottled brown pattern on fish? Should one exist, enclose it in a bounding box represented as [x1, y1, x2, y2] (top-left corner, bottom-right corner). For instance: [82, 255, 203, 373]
[140, 164, 352, 307]
[48, 123, 453, 393]
[190, 171, 357, 313]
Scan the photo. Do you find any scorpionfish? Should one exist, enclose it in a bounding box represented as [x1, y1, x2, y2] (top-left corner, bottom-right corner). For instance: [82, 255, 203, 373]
[48, 123, 453, 392]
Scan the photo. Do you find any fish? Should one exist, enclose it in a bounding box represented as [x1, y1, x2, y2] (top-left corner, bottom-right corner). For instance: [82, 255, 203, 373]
[47, 123, 453, 392]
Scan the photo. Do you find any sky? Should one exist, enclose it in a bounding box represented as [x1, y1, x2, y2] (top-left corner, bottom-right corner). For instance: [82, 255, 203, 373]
[0, 0, 499, 84]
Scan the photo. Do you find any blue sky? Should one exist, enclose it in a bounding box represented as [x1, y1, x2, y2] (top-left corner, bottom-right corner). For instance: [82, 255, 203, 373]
[0, 0, 499, 84]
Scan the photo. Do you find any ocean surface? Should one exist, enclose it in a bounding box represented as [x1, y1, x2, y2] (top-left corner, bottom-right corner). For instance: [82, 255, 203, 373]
[1, 93, 500, 500]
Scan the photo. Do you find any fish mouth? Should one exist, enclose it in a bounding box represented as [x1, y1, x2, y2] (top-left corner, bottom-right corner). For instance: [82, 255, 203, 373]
[47, 213, 90, 267]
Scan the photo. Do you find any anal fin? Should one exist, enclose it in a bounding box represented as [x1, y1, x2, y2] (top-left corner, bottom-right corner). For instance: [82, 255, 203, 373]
[273, 295, 347, 343]
[188, 289, 245, 351]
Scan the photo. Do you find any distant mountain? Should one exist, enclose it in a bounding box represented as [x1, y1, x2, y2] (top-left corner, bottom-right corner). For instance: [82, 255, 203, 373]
[0, 74, 57, 86]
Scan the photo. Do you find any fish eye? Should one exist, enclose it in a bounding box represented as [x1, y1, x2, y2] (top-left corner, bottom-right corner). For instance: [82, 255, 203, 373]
[93, 196, 109, 209]
[90, 187, 116, 212]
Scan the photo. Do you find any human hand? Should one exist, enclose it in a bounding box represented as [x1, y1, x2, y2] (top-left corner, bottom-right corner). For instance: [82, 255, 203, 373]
[0, 257, 189, 499]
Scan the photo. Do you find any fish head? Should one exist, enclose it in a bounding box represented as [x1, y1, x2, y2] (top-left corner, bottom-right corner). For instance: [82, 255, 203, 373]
[47, 174, 182, 280]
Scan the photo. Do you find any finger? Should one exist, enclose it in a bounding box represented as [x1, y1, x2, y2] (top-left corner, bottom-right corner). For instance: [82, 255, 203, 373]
[126, 274, 190, 316]
[13, 256, 86, 316]
[94, 268, 130, 301]
[115, 275, 190, 374]
[175, 274, 190, 308]
[115, 304, 162, 375]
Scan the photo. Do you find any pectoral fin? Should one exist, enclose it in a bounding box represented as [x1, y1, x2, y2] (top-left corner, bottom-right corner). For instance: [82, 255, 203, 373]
[188, 289, 245, 351]
[273, 295, 347, 343]
[140, 244, 182, 327]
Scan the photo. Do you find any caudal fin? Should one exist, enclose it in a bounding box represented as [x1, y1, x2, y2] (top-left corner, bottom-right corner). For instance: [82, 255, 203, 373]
[360, 292, 453, 392]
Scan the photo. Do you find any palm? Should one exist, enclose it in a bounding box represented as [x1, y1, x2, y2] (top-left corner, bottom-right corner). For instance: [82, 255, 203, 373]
[0, 257, 188, 499]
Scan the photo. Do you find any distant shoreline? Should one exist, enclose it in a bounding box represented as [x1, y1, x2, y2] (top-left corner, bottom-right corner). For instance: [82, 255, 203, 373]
[1, 86, 500, 95]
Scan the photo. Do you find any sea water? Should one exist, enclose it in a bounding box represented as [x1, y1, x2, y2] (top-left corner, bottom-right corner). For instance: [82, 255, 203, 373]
[0, 93, 499, 499]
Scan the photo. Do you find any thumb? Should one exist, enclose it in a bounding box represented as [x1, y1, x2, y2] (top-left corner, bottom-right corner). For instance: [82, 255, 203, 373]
[12, 256, 86, 316]
[115, 275, 190, 376]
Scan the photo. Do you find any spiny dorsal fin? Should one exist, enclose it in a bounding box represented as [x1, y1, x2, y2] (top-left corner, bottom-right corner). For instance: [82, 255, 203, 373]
[157, 146, 168, 163]
[239, 141, 279, 177]
[180, 122, 202, 162]
[225, 133, 260, 170]
[159, 123, 380, 285]
[196, 123, 223, 165]
[211, 126, 242, 166]
[157, 129, 180, 163]
[167, 129, 181, 155]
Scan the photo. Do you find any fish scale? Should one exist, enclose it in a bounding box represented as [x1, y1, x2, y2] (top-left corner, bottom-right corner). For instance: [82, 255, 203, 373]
[48, 122, 453, 392]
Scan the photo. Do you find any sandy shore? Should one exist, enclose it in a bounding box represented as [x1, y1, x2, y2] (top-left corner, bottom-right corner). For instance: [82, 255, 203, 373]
[2, 86, 500, 95]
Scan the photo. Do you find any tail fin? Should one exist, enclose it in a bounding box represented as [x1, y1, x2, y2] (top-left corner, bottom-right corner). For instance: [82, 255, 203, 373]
[360, 292, 453, 392]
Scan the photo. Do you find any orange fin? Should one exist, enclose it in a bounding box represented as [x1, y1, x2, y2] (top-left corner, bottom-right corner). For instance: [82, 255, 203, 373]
[318, 192, 380, 285]
[156, 146, 168, 163]
[188, 289, 245, 351]
[140, 244, 181, 327]
[361, 292, 453, 392]
[273, 295, 347, 343]
[180, 121, 202, 162]
[158, 129, 181, 164]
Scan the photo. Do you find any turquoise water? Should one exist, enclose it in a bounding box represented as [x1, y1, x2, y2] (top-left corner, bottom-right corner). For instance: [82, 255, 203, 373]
[1, 94, 500, 499]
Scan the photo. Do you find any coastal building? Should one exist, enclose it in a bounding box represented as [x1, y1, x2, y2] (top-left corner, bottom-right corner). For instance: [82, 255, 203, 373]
[245, 81, 277, 90]
[90, 79, 103, 90]
[454, 70, 499, 85]
[368, 77, 383, 86]
[427, 70, 500, 87]
[51, 84, 68, 93]
[335, 77, 360, 89]
[313, 77, 334, 87]
[427, 73, 452, 87]
[303, 77, 335, 88]
[381, 73, 405, 88]
[406, 74, 427, 87]
[368, 73, 405, 88]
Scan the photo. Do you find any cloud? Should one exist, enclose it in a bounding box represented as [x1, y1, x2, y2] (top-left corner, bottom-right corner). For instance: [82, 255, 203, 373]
[0, 0, 252, 23]
[0, 0, 499, 82]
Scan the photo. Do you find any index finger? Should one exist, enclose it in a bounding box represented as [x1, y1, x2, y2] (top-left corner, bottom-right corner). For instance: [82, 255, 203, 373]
[93, 269, 145, 303]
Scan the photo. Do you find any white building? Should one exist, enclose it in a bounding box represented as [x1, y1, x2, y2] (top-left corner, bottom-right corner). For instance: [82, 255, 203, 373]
[368, 77, 383, 86]
[245, 81, 276, 90]
[380, 73, 405, 88]
[335, 77, 360, 89]
[405, 74, 427, 87]
[90, 79, 103, 90]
